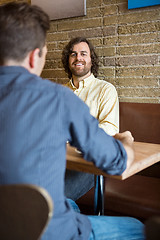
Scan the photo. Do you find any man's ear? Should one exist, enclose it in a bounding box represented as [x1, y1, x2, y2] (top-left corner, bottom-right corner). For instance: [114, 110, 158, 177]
[29, 48, 40, 68]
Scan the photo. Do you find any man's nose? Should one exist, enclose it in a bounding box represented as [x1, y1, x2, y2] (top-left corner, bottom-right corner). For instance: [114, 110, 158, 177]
[76, 53, 83, 61]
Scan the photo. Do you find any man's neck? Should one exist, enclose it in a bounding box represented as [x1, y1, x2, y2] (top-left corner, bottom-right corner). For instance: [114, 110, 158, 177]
[4, 59, 26, 67]
[72, 72, 91, 88]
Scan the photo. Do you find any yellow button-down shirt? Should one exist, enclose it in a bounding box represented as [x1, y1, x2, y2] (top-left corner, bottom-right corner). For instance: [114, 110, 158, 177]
[65, 74, 119, 136]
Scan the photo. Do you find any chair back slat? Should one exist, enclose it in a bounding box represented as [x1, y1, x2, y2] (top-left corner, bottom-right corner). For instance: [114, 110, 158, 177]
[0, 184, 53, 240]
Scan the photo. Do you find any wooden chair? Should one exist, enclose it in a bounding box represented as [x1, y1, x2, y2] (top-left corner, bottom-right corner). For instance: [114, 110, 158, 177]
[145, 216, 160, 240]
[0, 184, 53, 240]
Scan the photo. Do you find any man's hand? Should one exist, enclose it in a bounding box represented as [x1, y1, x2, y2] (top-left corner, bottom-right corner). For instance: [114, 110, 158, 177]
[114, 131, 134, 170]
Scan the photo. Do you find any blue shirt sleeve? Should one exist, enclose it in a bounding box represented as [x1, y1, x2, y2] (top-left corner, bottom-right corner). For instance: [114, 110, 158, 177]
[63, 87, 127, 175]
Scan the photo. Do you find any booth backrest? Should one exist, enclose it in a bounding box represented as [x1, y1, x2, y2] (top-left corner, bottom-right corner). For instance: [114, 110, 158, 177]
[120, 102, 160, 144]
[76, 102, 160, 220]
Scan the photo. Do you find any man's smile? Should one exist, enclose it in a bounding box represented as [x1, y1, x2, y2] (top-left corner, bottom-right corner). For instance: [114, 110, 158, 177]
[73, 61, 85, 67]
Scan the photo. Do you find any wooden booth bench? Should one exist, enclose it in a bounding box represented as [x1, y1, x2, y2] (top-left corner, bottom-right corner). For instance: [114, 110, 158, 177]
[76, 102, 160, 222]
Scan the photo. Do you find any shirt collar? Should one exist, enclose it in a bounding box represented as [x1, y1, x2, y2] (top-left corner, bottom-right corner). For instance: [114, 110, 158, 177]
[0, 66, 29, 75]
[70, 73, 95, 89]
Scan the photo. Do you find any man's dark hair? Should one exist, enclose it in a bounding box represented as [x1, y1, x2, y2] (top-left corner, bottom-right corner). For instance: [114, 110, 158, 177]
[0, 2, 50, 64]
[62, 37, 99, 79]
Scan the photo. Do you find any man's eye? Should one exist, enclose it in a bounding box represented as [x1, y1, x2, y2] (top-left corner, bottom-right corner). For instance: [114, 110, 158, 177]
[81, 53, 87, 56]
[70, 53, 76, 57]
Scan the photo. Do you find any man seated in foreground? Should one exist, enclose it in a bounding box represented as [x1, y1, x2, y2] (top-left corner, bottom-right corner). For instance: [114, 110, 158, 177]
[0, 2, 145, 240]
[62, 37, 119, 201]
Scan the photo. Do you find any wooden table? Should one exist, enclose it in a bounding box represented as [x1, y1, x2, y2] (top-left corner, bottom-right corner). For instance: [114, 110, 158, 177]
[66, 142, 160, 215]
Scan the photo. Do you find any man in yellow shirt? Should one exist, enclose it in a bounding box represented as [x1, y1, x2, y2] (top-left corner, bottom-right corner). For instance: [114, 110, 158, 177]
[62, 37, 119, 136]
[62, 37, 119, 200]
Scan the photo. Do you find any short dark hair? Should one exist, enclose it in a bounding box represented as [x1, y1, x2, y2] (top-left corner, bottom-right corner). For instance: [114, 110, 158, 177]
[62, 37, 99, 79]
[0, 2, 50, 64]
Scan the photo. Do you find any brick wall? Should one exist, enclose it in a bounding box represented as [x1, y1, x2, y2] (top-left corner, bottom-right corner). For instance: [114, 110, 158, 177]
[1, 0, 160, 103]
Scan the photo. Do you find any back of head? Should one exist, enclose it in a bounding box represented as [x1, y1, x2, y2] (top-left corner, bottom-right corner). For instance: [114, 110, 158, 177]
[0, 2, 50, 65]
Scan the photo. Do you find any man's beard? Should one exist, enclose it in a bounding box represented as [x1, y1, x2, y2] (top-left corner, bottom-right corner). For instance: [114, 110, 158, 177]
[70, 61, 92, 77]
[70, 68, 91, 77]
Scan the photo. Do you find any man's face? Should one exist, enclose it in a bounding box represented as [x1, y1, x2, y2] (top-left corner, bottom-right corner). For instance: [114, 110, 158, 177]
[69, 42, 92, 78]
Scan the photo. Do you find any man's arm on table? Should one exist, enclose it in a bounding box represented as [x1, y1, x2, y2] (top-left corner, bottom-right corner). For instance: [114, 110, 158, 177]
[98, 84, 119, 136]
[114, 131, 134, 171]
[64, 88, 134, 176]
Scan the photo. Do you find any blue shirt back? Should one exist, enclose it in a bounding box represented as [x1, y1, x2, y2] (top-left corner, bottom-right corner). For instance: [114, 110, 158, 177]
[0, 66, 127, 240]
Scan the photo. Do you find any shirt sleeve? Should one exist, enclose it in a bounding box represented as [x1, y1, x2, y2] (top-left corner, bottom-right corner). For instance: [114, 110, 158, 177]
[98, 83, 119, 136]
[63, 87, 127, 176]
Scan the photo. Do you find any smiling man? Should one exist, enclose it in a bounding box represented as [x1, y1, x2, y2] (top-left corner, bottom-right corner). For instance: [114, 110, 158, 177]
[62, 37, 119, 201]
[62, 37, 119, 136]
[68, 42, 92, 88]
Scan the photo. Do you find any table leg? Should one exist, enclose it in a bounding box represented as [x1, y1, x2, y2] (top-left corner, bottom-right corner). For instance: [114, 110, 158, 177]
[94, 175, 105, 215]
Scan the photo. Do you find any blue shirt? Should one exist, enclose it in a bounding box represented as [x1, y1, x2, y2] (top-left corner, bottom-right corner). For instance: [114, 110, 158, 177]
[0, 66, 127, 240]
